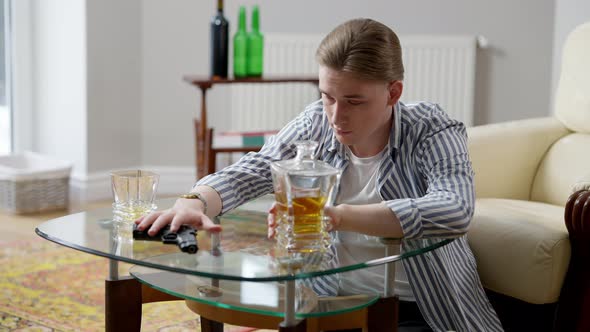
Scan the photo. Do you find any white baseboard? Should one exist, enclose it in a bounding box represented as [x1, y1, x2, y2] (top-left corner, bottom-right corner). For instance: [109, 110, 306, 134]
[69, 166, 197, 204]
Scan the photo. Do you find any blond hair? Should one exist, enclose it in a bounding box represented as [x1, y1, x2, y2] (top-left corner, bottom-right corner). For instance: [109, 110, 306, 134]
[316, 18, 404, 82]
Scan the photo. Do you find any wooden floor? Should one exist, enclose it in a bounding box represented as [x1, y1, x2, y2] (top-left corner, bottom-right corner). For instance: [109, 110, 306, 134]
[0, 200, 111, 242]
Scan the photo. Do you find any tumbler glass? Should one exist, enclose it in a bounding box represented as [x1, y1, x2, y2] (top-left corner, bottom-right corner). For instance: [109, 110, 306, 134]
[111, 169, 159, 240]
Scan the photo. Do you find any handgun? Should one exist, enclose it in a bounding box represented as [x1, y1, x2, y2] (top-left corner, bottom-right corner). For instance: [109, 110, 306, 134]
[132, 224, 199, 254]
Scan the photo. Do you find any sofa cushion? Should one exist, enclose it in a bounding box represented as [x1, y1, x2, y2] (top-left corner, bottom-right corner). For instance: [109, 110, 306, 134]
[554, 22, 590, 134]
[531, 133, 590, 206]
[468, 198, 570, 304]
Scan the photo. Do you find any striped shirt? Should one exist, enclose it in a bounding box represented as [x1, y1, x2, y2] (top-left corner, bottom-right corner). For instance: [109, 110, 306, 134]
[197, 100, 503, 331]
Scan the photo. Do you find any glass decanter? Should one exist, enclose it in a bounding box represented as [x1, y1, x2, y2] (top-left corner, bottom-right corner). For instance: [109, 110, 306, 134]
[270, 141, 341, 254]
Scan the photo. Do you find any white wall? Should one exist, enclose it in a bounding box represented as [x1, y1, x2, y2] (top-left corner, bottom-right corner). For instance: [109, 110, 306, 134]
[32, 0, 87, 178]
[27, 0, 587, 202]
[141, 0, 556, 170]
[86, 0, 142, 173]
[141, 0, 212, 169]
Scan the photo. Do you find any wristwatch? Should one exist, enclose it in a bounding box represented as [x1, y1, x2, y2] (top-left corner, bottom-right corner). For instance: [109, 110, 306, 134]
[179, 193, 208, 215]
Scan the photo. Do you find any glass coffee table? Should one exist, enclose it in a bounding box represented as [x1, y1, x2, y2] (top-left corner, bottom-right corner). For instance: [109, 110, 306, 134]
[35, 195, 453, 332]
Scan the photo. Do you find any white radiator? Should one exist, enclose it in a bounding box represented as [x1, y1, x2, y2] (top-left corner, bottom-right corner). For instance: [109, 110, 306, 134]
[228, 33, 479, 132]
[401, 36, 478, 127]
[228, 34, 322, 133]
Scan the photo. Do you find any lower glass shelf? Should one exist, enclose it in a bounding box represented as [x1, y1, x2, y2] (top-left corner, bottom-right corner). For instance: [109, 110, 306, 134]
[129, 264, 380, 318]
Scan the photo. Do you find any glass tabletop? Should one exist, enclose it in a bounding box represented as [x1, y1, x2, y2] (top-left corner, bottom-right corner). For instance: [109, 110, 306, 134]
[35, 195, 454, 282]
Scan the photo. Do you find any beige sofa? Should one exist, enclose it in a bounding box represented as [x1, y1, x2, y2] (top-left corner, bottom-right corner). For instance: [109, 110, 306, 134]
[466, 21, 590, 331]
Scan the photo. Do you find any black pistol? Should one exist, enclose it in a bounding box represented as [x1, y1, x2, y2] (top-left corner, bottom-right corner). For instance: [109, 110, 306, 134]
[132, 224, 199, 254]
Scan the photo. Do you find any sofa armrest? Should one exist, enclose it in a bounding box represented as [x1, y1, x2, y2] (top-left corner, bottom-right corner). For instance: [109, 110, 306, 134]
[554, 188, 590, 331]
[467, 117, 569, 199]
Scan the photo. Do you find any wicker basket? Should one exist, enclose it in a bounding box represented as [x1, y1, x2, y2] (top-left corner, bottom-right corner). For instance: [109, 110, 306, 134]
[0, 152, 72, 214]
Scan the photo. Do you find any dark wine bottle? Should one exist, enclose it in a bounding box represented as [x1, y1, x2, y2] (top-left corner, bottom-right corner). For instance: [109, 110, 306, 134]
[210, 0, 229, 79]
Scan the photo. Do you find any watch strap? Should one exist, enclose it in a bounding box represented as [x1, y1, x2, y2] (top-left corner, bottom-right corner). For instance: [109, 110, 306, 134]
[179, 193, 208, 215]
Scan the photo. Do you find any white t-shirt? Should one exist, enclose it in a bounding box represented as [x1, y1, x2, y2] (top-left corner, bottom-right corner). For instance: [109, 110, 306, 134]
[335, 145, 414, 301]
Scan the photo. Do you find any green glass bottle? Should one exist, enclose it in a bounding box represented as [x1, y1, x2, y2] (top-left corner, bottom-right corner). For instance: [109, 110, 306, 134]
[233, 6, 248, 78]
[247, 5, 264, 77]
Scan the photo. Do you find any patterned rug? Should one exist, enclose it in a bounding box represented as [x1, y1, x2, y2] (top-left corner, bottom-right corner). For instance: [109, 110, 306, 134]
[0, 236, 272, 331]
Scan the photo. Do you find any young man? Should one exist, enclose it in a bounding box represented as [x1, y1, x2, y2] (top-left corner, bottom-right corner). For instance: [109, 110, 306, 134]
[137, 18, 503, 331]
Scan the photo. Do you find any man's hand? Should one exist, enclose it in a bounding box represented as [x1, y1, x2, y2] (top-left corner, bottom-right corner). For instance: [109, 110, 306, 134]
[267, 203, 278, 239]
[135, 198, 222, 236]
[323, 205, 343, 231]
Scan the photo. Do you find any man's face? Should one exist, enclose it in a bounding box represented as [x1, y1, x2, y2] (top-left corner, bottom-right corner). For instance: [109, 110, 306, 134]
[319, 66, 402, 157]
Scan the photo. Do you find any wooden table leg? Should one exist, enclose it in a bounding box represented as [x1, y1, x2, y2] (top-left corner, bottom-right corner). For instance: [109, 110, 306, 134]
[278, 319, 307, 332]
[205, 127, 216, 175]
[368, 296, 399, 332]
[194, 118, 206, 180]
[105, 276, 142, 332]
[196, 86, 210, 180]
[105, 271, 183, 332]
[201, 317, 224, 332]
